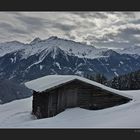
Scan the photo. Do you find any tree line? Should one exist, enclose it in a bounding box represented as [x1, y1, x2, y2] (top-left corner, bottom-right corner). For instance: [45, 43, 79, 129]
[84, 69, 140, 90]
[84, 73, 107, 85]
[108, 70, 140, 90]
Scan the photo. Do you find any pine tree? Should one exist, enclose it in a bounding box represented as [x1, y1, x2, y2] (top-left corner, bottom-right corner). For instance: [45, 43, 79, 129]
[109, 69, 140, 90]
[101, 74, 107, 85]
[84, 73, 107, 85]
[95, 73, 107, 84]
[111, 77, 119, 89]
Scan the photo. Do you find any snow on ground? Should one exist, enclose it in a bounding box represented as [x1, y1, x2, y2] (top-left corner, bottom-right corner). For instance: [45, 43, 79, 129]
[0, 90, 140, 128]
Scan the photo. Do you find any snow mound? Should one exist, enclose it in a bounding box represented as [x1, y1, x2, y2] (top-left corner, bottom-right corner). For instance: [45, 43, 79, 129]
[0, 90, 139, 128]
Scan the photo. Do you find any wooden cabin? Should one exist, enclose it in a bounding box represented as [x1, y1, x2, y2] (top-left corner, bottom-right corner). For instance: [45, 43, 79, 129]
[25, 75, 132, 119]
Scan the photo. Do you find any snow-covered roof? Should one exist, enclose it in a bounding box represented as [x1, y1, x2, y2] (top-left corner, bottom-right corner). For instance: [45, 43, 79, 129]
[25, 75, 132, 99]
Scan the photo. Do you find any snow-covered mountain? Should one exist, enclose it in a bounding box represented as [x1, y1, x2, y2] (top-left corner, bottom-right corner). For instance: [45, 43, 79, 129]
[0, 41, 25, 57]
[0, 36, 108, 60]
[117, 45, 140, 55]
[0, 36, 140, 103]
[0, 36, 140, 84]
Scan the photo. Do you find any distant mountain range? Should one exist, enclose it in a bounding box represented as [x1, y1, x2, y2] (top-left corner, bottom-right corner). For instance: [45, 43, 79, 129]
[1, 36, 140, 103]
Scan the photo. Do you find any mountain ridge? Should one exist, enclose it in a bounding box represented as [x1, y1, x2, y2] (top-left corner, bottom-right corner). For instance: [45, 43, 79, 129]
[0, 36, 140, 83]
[1, 36, 140, 103]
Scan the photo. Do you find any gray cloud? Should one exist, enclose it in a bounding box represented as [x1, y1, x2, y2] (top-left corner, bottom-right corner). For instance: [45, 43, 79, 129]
[15, 15, 47, 33]
[119, 26, 140, 35]
[72, 12, 108, 19]
[0, 12, 140, 49]
[0, 22, 28, 34]
[64, 32, 76, 40]
[51, 22, 77, 32]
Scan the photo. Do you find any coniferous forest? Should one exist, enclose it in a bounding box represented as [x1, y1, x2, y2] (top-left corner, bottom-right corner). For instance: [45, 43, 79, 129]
[85, 70, 140, 90]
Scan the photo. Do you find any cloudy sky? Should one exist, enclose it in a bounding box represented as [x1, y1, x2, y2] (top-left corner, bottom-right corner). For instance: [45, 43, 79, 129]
[0, 12, 140, 49]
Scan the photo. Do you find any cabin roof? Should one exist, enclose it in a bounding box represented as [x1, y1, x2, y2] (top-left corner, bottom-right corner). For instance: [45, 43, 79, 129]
[25, 75, 132, 99]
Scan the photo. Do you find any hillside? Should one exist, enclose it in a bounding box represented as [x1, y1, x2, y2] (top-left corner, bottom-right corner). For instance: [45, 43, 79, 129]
[0, 90, 139, 128]
[0, 79, 32, 104]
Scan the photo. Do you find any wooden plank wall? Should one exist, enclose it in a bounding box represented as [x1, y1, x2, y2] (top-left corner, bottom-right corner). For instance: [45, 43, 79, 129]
[32, 80, 131, 118]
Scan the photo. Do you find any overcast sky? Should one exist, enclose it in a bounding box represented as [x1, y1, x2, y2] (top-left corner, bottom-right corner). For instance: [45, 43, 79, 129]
[0, 12, 140, 49]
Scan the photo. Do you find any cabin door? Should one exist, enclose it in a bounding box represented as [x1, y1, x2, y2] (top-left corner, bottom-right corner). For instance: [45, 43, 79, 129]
[66, 89, 77, 108]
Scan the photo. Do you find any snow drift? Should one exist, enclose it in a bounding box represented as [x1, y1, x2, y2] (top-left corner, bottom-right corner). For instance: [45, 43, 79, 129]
[0, 90, 139, 128]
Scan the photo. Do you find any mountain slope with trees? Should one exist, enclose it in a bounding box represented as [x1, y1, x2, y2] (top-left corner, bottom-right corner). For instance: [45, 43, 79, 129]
[107, 70, 140, 90]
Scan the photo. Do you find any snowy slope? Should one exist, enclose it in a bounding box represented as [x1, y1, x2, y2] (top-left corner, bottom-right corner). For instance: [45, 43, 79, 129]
[1, 36, 140, 64]
[2, 36, 140, 59]
[0, 41, 25, 57]
[0, 36, 108, 59]
[0, 90, 139, 128]
[27, 36, 107, 59]
[117, 45, 140, 56]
